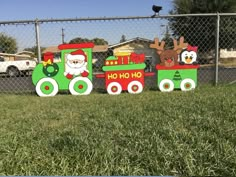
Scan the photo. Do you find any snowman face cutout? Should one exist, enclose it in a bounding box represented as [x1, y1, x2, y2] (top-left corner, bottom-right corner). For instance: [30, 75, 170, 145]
[180, 50, 197, 64]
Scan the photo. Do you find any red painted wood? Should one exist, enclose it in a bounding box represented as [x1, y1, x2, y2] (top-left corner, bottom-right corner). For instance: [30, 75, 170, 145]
[58, 43, 94, 50]
[117, 56, 123, 65]
[105, 70, 144, 91]
[43, 52, 54, 62]
[156, 64, 200, 70]
[130, 53, 145, 63]
[123, 56, 129, 64]
[144, 72, 155, 76]
[95, 73, 105, 78]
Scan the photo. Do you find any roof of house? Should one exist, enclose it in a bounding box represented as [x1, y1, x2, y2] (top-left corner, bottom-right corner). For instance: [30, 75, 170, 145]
[42, 46, 59, 54]
[109, 37, 153, 48]
[42, 45, 108, 54]
[16, 51, 34, 55]
[0, 52, 31, 58]
[93, 45, 108, 52]
[42, 37, 153, 54]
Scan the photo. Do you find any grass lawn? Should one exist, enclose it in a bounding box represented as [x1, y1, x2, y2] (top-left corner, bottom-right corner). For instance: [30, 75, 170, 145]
[0, 85, 235, 176]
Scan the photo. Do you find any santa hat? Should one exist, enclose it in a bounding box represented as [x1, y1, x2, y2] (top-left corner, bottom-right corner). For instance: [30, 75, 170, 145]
[67, 49, 87, 62]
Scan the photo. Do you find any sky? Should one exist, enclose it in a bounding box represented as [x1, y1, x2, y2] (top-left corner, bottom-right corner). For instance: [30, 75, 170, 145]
[0, 0, 173, 21]
[0, 0, 174, 51]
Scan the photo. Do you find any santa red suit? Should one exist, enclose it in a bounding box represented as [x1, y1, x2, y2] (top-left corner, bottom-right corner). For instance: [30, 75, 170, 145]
[64, 49, 89, 79]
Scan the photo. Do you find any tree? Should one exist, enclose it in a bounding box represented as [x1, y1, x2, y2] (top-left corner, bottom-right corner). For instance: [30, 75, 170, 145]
[69, 37, 108, 45]
[92, 38, 108, 45]
[120, 35, 127, 43]
[171, 0, 236, 14]
[69, 37, 90, 44]
[169, 0, 236, 51]
[0, 33, 17, 53]
[173, 71, 182, 81]
[161, 26, 173, 50]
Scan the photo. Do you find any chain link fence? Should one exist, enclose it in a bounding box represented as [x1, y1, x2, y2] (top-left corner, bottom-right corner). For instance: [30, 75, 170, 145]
[0, 14, 235, 94]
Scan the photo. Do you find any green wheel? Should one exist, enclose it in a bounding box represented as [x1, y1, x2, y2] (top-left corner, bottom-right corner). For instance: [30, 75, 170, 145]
[36, 78, 58, 97]
[69, 77, 93, 95]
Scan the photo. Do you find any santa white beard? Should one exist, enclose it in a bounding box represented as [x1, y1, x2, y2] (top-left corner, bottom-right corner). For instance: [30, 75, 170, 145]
[64, 60, 88, 76]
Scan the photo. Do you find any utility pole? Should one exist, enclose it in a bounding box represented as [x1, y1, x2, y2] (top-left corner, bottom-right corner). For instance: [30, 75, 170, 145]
[61, 28, 65, 44]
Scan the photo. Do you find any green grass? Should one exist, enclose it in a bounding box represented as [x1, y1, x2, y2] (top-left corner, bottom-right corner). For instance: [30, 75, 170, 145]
[0, 85, 235, 176]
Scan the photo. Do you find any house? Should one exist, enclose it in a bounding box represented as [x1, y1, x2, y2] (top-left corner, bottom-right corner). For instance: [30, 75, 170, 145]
[0, 52, 34, 61]
[42, 38, 158, 71]
[220, 48, 236, 59]
[16, 51, 35, 58]
[200, 49, 236, 65]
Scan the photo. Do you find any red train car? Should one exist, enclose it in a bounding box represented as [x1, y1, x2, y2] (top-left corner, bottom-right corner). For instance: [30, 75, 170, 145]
[96, 53, 153, 95]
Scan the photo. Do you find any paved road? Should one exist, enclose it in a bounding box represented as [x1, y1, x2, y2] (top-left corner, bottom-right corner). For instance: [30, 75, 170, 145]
[0, 67, 235, 93]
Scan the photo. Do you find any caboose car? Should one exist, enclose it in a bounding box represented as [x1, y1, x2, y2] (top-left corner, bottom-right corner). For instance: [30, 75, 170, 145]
[156, 64, 199, 92]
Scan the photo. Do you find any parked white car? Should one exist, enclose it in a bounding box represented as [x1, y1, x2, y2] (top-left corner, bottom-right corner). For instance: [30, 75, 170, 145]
[0, 56, 37, 76]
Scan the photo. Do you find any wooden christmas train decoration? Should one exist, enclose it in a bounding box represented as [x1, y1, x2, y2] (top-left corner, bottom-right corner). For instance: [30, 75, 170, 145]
[96, 53, 154, 95]
[32, 36, 200, 97]
[150, 36, 200, 92]
[32, 43, 94, 97]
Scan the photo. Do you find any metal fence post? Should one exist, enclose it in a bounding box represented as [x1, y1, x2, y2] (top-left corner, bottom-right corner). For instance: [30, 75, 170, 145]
[35, 19, 41, 63]
[215, 13, 220, 85]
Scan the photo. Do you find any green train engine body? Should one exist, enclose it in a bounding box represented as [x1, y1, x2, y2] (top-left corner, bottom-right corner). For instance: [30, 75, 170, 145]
[156, 64, 200, 92]
[32, 43, 94, 97]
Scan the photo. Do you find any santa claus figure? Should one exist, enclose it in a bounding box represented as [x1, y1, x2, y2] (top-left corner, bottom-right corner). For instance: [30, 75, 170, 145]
[64, 49, 89, 79]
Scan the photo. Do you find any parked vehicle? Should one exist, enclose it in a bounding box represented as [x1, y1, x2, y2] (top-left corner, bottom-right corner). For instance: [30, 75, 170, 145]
[0, 56, 37, 77]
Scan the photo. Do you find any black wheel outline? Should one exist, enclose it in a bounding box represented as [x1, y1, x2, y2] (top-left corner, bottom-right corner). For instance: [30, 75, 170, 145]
[7, 66, 20, 77]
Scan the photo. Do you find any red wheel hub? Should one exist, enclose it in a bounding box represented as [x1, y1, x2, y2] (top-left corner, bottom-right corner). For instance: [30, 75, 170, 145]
[78, 84, 84, 89]
[164, 84, 169, 89]
[185, 83, 191, 88]
[131, 85, 138, 92]
[45, 86, 49, 90]
[111, 86, 118, 92]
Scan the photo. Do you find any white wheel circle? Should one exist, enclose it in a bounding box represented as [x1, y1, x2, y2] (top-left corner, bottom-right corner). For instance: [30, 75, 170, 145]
[180, 78, 196, 91]
[107, 82, 122, 95]
[69, 77, 93, 95]
[159, 79, 174, 92]
[127, 81, 143, 94]
[36, 78, 58, 97]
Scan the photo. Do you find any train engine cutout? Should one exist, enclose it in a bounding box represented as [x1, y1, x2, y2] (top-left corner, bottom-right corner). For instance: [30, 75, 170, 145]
[32, 43, 94, 97]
